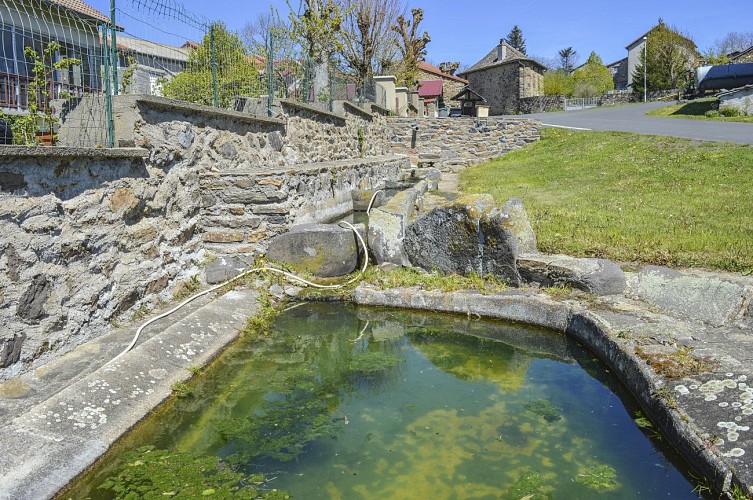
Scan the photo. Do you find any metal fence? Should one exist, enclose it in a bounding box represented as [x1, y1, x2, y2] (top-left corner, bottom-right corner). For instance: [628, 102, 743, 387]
[563, 96, 599, 111]
[0, 0, 382, 148]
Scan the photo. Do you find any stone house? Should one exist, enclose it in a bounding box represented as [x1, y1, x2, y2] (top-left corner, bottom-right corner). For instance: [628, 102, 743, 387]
[0, 0, 108, 112]
[417, 61, 468, 108]
[625, 22, 697, 89]
[115, 36, 191, 96]
[457, 40, 545, 115]
[730, 46, 753, 64]
[607, 57, 629, 90]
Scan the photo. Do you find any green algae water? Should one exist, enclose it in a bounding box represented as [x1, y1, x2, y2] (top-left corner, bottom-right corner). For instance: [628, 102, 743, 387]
[67, 302, 700, 499]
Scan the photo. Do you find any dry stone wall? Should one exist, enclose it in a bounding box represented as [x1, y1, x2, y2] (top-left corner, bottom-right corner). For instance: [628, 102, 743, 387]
[386, 117, 540, 171]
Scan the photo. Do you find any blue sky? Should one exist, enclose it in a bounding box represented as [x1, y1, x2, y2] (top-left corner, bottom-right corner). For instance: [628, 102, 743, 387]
[89, 0, 753, 67]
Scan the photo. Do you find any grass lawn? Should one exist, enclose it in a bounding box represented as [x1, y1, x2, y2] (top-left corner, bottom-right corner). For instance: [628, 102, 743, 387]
[459, 128, 753, 273]
[646, 98, 753, 123]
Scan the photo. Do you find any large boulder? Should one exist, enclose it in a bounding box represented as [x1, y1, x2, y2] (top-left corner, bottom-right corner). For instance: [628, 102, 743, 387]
[517, 254, 626, 296]
[266, 223, 361, 277]
[403, 195, 535, 285]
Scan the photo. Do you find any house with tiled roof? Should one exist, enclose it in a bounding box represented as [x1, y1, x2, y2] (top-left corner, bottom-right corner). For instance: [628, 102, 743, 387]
[417, 61, 468, 110]
[115, 36, 191, 96]
[457, 39, 545, 115]
[0, 0, 108, 111]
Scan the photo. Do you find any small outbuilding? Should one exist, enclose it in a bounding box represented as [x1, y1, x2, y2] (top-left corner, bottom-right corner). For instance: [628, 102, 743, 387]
[449, 86, 487, 116]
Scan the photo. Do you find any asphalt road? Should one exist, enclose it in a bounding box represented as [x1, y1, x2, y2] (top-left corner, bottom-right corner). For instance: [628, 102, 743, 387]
[512, 102, 753, 145]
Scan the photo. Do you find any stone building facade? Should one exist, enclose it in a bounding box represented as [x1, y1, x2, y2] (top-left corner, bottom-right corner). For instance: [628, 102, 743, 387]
[457, 40, 545, 115]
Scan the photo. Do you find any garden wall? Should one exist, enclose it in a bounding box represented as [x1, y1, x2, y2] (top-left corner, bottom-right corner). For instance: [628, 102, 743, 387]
[386, 117, 540, 171]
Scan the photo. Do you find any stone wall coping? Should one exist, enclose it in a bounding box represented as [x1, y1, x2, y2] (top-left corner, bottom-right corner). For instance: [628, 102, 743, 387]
[280, 98, 346, 123]
[342, 100, 376, 119]
[370, 103, 391, 116]
[132, 94, 286, 126]
[0, 145, 149, 158]
[200, 154, 406, 178]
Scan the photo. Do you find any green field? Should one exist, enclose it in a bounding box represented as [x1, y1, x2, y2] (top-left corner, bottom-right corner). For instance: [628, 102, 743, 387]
[647, 98, 753, 123]
[459, 128, 753, 273]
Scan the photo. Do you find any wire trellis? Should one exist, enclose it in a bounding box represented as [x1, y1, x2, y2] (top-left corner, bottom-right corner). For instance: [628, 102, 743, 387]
[0, 0, 385, 148]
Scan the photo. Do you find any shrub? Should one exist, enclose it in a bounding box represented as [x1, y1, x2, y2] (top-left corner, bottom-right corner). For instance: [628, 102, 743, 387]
[704, 110, 719, 118]
[719, 107, 741, 117]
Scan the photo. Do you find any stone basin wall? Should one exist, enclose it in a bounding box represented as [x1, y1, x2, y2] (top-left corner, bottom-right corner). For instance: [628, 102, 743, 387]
[200, 156, 407, 254]
[0, 96, 398, 380]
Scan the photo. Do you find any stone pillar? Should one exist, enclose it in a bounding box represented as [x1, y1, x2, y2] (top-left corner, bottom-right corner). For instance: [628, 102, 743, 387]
[410, 91, 422, 117]
[418, 98, 425, 117]
[395, 87, 409, 117]
[373, 75, 397, 113]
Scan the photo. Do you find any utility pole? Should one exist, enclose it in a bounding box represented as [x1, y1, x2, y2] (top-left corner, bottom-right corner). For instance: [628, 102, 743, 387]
[643, 36, 647, 103]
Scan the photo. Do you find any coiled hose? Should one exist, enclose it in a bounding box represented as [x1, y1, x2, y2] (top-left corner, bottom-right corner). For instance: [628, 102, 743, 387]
[108, 221, 368, 364]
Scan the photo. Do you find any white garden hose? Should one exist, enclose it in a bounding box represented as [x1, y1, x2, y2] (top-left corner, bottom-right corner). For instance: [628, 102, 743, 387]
[366, 190, 384, 215]
[108, 221, 368, 365]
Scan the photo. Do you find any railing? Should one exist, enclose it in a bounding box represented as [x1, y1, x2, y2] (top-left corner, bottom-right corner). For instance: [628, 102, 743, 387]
[563, 97, 599, 111]
[0, 71, 100, 112]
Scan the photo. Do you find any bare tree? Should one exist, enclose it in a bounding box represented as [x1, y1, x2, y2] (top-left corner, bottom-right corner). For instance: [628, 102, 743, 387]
[339, 0, 405, 86]
[242, 8, 296, 59]
[706, 31, 753, 62]
[287, 0, 347, 63]
[392, 8, 430, 88]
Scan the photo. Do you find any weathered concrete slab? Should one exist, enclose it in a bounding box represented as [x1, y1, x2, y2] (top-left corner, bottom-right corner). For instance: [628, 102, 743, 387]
[266, 223, 359, 277]
[368, 189, 420, 266]
[518, 253, 626, 295]
[0, 289, 259, 500]
[204, 254, 254, 284]
[626, 266, 751, 327]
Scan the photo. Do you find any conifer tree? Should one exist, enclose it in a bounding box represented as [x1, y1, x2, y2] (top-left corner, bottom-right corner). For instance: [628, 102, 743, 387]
[506, 25, 526, 54]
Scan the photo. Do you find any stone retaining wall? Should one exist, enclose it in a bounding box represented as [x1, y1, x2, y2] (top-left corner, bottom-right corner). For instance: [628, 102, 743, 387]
[519, 95, 565, 113]
[520, 90, 681, 112]
[0, 96, 397, 380]
[200, 156, 408, 254]
[386, 117, 540, 171]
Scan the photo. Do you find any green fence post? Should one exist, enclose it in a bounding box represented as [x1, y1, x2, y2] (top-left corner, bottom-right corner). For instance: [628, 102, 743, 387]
[102, 25, 115, 147]
[110, 0, 118, 95]
[266, 30, 274, 117]
[328, 61, 334, 112]
[210, 24, 218, 107]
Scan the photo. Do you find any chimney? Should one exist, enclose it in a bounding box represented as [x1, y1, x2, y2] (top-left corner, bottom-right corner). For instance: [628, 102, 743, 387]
[497, 40, 507, 62]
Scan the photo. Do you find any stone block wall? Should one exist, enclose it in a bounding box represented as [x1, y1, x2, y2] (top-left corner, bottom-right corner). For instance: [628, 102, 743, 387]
[386, 117, 540, 171]
[0, 95, 397, 380]
[0, 148, 203, 379]
[519, 95, 566, 113]
[200, 156, 408, 254]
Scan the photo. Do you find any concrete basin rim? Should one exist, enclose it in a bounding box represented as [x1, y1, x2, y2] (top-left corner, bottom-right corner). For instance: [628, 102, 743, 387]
[349, 285, 737, 496]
